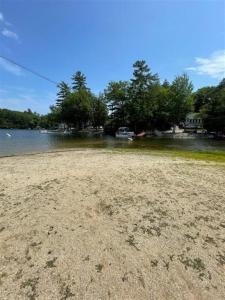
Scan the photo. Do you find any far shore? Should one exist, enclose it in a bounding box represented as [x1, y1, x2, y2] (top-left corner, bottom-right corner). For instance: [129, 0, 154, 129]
[0, 149, 225, 299]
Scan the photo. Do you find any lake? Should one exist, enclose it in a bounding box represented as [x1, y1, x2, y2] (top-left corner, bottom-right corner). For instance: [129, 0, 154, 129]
[0, 129, 225, 157]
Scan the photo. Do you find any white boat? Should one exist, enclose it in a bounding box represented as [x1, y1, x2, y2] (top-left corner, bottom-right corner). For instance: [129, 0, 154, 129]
[115, 127, 135, 138]
[40, 129, 72, 135]
[40, 129, 48, 134]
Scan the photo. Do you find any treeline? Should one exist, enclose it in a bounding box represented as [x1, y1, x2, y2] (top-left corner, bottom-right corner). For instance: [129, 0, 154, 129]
[1, 60, 224, 133]
[51, 60, 225, 134]
[0, 108, 49, 129]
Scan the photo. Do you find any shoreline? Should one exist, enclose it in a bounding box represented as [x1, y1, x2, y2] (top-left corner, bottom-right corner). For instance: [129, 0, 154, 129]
[0, 147, 100, 159]
[1, 146, 225, 164]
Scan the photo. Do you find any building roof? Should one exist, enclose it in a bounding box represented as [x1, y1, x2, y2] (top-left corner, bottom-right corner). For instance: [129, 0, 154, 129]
[186, 112, 202, 119]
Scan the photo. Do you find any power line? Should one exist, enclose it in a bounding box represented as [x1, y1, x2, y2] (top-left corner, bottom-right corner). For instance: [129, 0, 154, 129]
[0, 55, 58, 86]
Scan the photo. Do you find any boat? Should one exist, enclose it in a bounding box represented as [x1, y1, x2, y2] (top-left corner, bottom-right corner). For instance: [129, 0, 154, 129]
[40, 129, 48, 134]
[40, 129, 72, 135]
[136, 131, 146, 137]
[115, 127, 135, 138]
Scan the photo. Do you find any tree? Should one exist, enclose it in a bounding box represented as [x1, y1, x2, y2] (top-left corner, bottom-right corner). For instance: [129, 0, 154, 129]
[218, 78, 225, 88]
[47, 105, 62, 125]
[61, 89, 92, 129]
[193, 86, 215, 112]
[0, 108, 47, 129]
[128, 60, 160, 131]
[201, 78, 225, 134]
[130, 60, 159, 96]
[91, 95, 108, 128]
[56, 81, 71, 107]
[26, 108, 33, 114]
[71, 71, 88, 91]
[169, 73, 193, 127]
[149, 85, 171, 130]
[104, 81, 129, 126]
[162, 79, 170, 88]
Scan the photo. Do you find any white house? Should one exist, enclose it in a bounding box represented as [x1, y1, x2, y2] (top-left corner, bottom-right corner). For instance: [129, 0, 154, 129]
[184, 113, 203, 130]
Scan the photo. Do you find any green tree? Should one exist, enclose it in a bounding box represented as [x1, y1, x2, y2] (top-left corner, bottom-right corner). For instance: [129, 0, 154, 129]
[0, 108, 46, 129]
[91, 95, 108, 128]
[201, 79, 225, 134]
[104, 81, 129, 126]
[61, 89, 92, 129]
[218, 78, 225, 88]
[56, 81, 71, 107]
[169, 73, 193, 128]
[162, 79, 170, 88]
[130, 60, 159, 96]
[193, 86, 215, 112]
[47, 105, 62, 126]
[149, 85, 171, 130]
[128, 60, 159, 131]
[72, 71, 88, 91]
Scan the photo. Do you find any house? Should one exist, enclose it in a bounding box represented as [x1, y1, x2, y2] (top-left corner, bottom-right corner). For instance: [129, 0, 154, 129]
[184, 113, 203, 131]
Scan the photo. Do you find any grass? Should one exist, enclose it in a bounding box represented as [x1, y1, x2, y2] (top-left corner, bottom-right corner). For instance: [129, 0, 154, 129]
[98, 200, 114, 216]
[20, 278, 39, 300]
[126, 235, 140, 251]
[45, 257, 57, 268]
[95, 264, 103, 272]
[0, 272, 7, 285]
[165, 149, 225, 163]
[60, 282, 75, 300]
[113, 147, 225, 163]
[178, 255, 206, 272]
[216, 253, 225, 266]
[0, 226, 5, 233]
[151, 260, 158, 267]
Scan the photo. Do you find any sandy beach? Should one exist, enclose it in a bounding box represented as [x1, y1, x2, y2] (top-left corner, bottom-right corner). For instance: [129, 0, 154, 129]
[0, 149, 225, 299]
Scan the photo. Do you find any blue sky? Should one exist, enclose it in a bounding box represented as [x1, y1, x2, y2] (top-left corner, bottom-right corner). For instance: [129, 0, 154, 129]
[0, 0, 225, 114]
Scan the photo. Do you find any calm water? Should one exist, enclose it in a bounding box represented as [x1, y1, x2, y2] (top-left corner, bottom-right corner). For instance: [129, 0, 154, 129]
[0, 129, 225, 157]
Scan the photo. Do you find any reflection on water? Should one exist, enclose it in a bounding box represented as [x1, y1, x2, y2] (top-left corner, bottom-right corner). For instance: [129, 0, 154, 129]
[0, 129, 225, 156]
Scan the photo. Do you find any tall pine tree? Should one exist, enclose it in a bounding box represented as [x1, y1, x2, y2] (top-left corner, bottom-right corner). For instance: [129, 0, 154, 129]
[56, 81, 70, 107]
[162, 79, 170, 88]
[72, 71, 88, 91]
[129, 60, 159, 131]
[130, 60, 159, 96]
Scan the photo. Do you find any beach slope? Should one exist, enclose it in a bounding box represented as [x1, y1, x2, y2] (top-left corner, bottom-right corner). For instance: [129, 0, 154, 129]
[0, 150, 225, 299]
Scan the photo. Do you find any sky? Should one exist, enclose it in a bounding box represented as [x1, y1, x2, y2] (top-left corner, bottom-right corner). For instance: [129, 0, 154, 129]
[0, 0, 225, 114]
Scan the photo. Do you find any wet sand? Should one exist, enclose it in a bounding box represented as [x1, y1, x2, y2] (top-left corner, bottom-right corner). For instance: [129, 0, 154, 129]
[0, 149, 225, 299]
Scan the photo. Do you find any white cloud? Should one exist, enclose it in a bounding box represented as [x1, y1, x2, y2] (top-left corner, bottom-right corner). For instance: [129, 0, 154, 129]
[2, 28, 19, 41]
[0, 12, 18, 39]
[0, 12, 4, 22]
[187, 50, 225, 79]
[0, 57, 22, 75]
[0, 12, 12, 26]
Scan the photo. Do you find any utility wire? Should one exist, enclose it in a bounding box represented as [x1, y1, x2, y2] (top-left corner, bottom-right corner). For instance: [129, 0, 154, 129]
[0, 55, 58, 86]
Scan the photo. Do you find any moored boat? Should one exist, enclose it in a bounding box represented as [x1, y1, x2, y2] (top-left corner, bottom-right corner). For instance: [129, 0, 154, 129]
[115, 127, 135, 138]
[40, 129, 48, 134]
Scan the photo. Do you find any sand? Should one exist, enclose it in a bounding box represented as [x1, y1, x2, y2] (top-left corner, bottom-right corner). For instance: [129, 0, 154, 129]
[0, 149, 225, 300]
